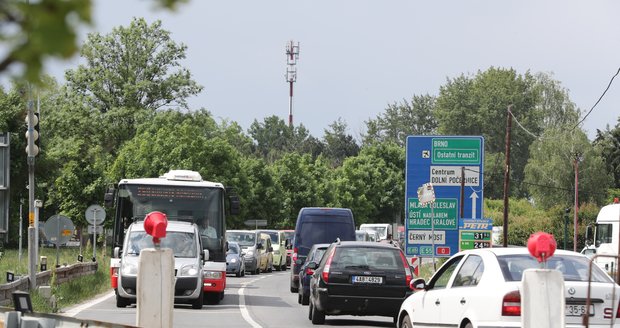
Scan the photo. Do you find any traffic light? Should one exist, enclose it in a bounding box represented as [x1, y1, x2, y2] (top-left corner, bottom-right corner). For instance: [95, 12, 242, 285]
[25, 112, 40, 156]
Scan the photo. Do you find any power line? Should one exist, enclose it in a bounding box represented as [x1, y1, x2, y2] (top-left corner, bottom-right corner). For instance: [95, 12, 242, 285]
[573, 67, 620, 130]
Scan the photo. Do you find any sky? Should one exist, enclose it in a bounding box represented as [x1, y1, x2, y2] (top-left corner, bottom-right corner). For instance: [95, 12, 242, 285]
[44, 0, 620, 141]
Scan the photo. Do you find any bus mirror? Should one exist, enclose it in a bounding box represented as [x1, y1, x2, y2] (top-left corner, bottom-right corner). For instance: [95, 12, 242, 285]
[203, 249, 209, 261]
[104, 188, 115, 207]
[229, 195, 240, 216]
[585, 225, 594, 246]
[113, 247, 121, 258]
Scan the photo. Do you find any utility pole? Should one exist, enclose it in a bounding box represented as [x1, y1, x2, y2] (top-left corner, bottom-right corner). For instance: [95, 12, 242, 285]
[573, 152, 582, 252]
[285, 40, 300, 128]
[25, 87, 38, 290]
[502, 105, 513, 247]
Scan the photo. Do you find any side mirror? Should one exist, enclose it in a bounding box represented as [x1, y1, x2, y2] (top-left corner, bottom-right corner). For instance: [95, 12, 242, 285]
[229, 194, 240, 216]
[268, 247, 273, 252]
[203, 249, 210, 261]
[241, 252, 246, 257]
[104, 187, 115, 208]
[256, 243, 263, 250]
[410, 278, 427, 291]
[285, 239, 291, 248]
[585, 225, 594, 246]
[307, 262, 318, 270]
[113, 247, 121, 258]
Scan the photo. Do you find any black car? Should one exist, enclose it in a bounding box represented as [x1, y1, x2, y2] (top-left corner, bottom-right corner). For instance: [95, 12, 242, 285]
[298, 243, 330, 305]
[308, 241, 414, 324]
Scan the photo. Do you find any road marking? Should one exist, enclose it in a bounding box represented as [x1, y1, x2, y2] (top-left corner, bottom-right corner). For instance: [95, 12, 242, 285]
[63, 291, 115, 317]
[238, 276, 267, 328]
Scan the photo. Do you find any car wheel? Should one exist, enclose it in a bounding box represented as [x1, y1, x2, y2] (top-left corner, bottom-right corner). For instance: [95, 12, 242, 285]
[191, 289, 203, 309]
[400, 314, 412, 328]
[281, 263, 287, 271]
[241, 269, 245, 277]
[255, 266, 260, 275]
[302, 293, 309, 306]
[220, 292, 225, 300]
[308, 301, 313, 320]
[310, 301, 325, 324]
[204, 292, 220, 305]
[298, 293, 302, 304]
[115, 292, 130, 308]
[236, 269, 241, 277]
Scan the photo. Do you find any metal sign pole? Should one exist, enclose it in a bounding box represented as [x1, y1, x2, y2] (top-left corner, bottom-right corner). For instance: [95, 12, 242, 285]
[431, 204, 436, 271]
[93, 210, 97, 262]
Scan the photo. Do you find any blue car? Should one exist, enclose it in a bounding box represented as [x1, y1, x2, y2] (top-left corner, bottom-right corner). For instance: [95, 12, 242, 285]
[226, 242, 246, 277]
[298, 243, 330, 305]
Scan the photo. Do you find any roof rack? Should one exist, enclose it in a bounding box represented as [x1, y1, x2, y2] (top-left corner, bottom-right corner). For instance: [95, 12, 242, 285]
[334, 237, 341, 245]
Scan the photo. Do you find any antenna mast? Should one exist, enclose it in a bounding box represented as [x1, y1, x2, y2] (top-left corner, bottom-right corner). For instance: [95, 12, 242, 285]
[285, 40, 300, 127]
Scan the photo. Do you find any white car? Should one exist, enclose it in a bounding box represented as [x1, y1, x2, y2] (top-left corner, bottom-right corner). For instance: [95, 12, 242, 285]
[397, 247, 620, 328]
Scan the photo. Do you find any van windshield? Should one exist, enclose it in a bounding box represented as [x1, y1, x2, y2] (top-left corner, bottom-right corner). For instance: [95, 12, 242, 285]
[298, 221, 352, 253]
[596, 224, 613, 244]
[226, 232, 256, 247]
[263, 231, 279, 244]
[126, 231, 197, 258]
[361, 226, 387, 239]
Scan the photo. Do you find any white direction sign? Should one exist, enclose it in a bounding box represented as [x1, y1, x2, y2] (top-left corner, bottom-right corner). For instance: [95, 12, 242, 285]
[88, 225, 103, 234]
[430, 166, 480, 186]
[85, 204, 106, 225]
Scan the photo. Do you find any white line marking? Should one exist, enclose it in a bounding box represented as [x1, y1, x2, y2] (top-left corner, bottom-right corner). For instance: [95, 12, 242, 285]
[238, 276, 267, 328]
[63, 291, 115, 317]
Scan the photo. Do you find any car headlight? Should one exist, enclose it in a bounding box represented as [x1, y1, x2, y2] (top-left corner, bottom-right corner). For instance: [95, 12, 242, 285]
[230, 258, 237, 263]
[121, 262, 138, 275]
[204, 271, 222, 279]
[246, 250, 254, 256]
[179, 264, 199, 276]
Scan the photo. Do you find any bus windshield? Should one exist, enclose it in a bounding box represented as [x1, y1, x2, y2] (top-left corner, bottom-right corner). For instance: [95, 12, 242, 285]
[114, 184, 224, 246]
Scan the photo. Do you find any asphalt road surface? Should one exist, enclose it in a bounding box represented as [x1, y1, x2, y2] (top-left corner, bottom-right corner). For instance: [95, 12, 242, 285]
[64, 270, 396, 328]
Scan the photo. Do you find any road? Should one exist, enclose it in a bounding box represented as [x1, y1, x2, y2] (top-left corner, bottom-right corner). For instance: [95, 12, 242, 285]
[65, 270, 396, 328]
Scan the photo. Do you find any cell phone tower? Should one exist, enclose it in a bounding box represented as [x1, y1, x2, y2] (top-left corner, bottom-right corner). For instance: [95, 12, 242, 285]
[285, 40, 300, 127]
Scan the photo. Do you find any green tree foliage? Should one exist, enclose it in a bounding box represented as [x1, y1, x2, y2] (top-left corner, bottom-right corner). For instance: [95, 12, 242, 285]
[363, 94, 437, 147]
[236, 157, 284, 229]
[524, 127, 610, 208]
[331, 142, 404, 224]
[0, 0, 186, 83]
[63, 18, 202, 152]
[248, 115, 322, 162]
[323, 118, 359, 167]
[594, 123, 620, 188]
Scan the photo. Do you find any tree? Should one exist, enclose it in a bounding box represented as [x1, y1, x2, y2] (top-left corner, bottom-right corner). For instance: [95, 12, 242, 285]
[594, 122, 620, 189]
[248, 115, 322, 162]
[0, 0, 186, 83]
[524, 127, 610, 208]
[323, 118, 359, 167]
[363, 94, 437, 147]
[63, 17, 202, 152]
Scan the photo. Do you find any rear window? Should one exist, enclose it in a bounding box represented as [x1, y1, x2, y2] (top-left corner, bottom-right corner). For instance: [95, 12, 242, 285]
[298, 221, 354, 249]
[226, 232, 256, 247]
[308, 247, 328, 264]
[332, 247, 402, 271]
[497, 254, 613, 283]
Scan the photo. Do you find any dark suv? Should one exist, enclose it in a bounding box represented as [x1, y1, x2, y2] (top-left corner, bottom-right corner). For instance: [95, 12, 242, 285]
[307, 241, 414, 324]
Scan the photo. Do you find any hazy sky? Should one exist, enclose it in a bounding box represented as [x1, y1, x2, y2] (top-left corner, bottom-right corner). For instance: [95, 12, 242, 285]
[47, 0, 620, 140]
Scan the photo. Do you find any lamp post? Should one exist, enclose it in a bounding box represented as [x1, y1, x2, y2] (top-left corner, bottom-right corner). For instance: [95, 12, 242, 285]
[573, 152, 583, 252]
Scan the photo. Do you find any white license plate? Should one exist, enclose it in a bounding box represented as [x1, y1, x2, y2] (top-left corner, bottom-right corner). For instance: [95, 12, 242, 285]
[352, 275, 383, 284]
[565, 304, 594, 317]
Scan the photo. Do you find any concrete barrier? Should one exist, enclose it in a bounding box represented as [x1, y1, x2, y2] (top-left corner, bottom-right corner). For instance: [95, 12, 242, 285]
[0, 262, 98, 306]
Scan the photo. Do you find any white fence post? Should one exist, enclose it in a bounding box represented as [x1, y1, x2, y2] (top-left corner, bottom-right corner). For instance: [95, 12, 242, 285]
[136, 248, 174, 328]
[521, 269, 565, 328]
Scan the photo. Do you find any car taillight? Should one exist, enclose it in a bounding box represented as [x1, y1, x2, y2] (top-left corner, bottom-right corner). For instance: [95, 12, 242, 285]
[502, 290, 521, 316]
[322, 248, 336, 283]
[398, 251, 413, 289]
[305, 267, 314, 275]
[293, 247, 298, 263]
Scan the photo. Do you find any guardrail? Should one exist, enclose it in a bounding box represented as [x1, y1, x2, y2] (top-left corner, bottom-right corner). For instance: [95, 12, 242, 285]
[0, 306, 137, 327]
[0, 262, 98, 306]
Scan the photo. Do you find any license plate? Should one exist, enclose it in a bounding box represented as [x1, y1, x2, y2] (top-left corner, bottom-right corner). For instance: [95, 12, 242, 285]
[351, 275, 383, 284]
[565, 304, 594, 317]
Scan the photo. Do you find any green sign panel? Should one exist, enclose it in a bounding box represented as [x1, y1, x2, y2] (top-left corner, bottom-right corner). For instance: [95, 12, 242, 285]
[432, 138, 481, 164]
[407, 198, 458, 230]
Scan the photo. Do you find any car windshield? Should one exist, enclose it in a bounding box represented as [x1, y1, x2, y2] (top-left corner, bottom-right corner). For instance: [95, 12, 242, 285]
[309, 247, 328, 263]
[126, 231, 196, 258]
[332, 247, 401, 270]
[264, 231, 278, 243]
[227, 243, 240, 255]
[226, 232, 256, 247]
[497, 254, 613, 283]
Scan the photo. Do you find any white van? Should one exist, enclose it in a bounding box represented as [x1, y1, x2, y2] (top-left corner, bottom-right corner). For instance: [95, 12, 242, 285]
[587, 201, 620, 274]
[115, 220, 205, 309]
[359, 223, 393, 241]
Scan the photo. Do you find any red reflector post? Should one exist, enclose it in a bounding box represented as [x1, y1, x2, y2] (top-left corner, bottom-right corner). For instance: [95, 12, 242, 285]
[144, 211, 168, 244]
[527, 232, 556, 263]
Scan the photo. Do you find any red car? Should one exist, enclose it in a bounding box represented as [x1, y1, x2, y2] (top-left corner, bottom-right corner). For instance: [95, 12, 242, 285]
[203, 261, 226, 304]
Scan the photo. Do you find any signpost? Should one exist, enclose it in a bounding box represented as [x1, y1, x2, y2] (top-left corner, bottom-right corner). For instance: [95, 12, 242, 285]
[85, 205, 105, 262]
[405, 136, 484, 259]
[42, 215, 74, 268]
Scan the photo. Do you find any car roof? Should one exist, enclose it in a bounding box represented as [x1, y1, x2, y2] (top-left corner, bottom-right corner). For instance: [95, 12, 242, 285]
[130, 220, 196, 233]
[226, 230, 258, 233]
[456, 246, 584, 258]
[310, 243, 331, 249]
[334, 241, 400, 249]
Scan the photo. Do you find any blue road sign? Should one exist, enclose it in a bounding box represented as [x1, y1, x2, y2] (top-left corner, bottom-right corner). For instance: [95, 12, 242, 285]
[405, 136, 484, 257]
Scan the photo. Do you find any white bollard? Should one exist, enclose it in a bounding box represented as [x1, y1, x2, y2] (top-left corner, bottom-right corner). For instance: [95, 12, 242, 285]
[521, 268, 565, 328]
[136, 248, 175, 328]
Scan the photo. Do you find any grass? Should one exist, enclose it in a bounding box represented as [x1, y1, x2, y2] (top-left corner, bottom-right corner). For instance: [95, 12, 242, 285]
[1, 244, 112, 313]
